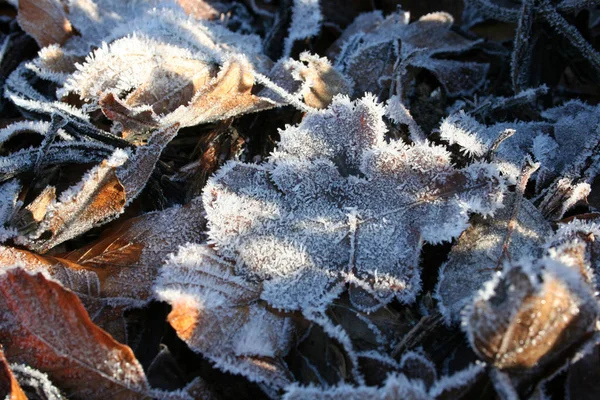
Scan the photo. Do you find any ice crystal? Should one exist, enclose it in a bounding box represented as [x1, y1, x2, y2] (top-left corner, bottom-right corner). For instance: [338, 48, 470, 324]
[203, 94, 505, 313]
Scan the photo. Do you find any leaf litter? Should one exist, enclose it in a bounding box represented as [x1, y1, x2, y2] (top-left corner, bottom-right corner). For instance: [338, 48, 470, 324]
[1, 0, 600, 398]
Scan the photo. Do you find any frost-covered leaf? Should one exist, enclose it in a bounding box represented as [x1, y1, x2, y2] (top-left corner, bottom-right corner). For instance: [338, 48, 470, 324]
[2, 195, 207, 308]
[203, 94, 505, 313]
[283, 0, 322, 59]
[439, 100, 600, 185]
[284, 372, 429, 400]
[270, 52, 352, 109]
[61, 197, 208, 301]
[398, 350, 437, 389]
[17, 0, 73, 48]
[463, 259, 599, 370]
[154, 243, 294, 388]
[284, 362, 485, 400]
[55, 6, 280, 136]
[0, 268, 152, 399]
[545, 219, 600, 288]
[0, 350, 27, 400]
[337, 11, 488, 97]
[435, 193, 552, 323]
[11, 124, 178, 252]
[0, 180, 21, 242]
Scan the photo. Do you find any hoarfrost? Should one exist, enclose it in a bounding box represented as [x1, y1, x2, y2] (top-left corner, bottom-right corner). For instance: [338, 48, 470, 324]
[154, 243, 294, 388]
[203, 95, 505, 313]
[435, 193, 552, 323]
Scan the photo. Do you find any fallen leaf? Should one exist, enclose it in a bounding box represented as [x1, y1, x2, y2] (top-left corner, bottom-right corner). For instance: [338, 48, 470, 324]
[12, 124, 179, 253]
[463, 260, 599, 371]
[17, 0, 73, 48]
[154, 243, 294, 388]
[0, 268, 151, 399]
[435, 194, 552, 323]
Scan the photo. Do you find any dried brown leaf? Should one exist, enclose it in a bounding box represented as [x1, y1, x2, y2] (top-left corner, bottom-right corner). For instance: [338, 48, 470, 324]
[463, 260, 599, 371]
[0, 350, 27, 400]
[0, 268, 151, 399]
[164, 56, 277, 128]
[17, 0, 73, 48]
[13, 125, 179, 253]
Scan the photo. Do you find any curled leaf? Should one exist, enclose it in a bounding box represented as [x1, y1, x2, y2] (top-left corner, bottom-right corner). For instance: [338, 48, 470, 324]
[463, 260, 599, 371]
[154, 243, 294, 388]
[435, 194, 552, 323]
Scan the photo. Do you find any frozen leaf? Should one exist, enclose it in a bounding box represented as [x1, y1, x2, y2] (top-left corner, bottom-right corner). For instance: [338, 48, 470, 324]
[545, 219, 600, 288]
[203, 94, 505, 313]
[284, 362, 485, 400]
[428, 362, 486, 400]
[283, 0, 323, 59]
[56, 6, 281, 135]
[273, 52, 353, 109]
[440, 100, 600, 185]
[65, 0, 181, 47]
[539, 178, 592, 221]
[0, 268, 152, 399]
[284, 372, 430, 400]
[0, 350, 27, 400]
[435, 194, 552, 323]
[154, 243, 294, 388]
[463, 259, 599, 370]
[0, 180, 21, 242]
[17, 0, 73, 48]
[3, 193, 207, 306]
[14, 149, 128, 252]
[61, 197, 208, 302]
[63, 34, 277, 135]
[13, 124, 178, 252]
[398, 351, 437, 389]
[337, 11, 488, 97]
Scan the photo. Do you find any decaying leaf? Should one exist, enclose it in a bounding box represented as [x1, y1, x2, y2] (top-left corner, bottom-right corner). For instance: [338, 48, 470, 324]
[203, 94, 505, 313]
[17, 0, 73, 48]
[10, 124, 178, 253]
[463, 259, 599, 371]
[2, 194, 207, 306]
[0, 268, 152, 399]
[0, 350, 27, 400]
[439, 100, 600, 185]
[154, 243, 294, 388]
[336, 11, 488, 98]
[57, 7, 279, 136]
[435, 194, 552, 323]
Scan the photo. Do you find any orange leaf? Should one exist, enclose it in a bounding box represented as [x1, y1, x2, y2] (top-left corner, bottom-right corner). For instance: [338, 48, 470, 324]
[17, 0, 72, 48]
[0, 350, 27, 400]
[0, 268, 150, 399]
